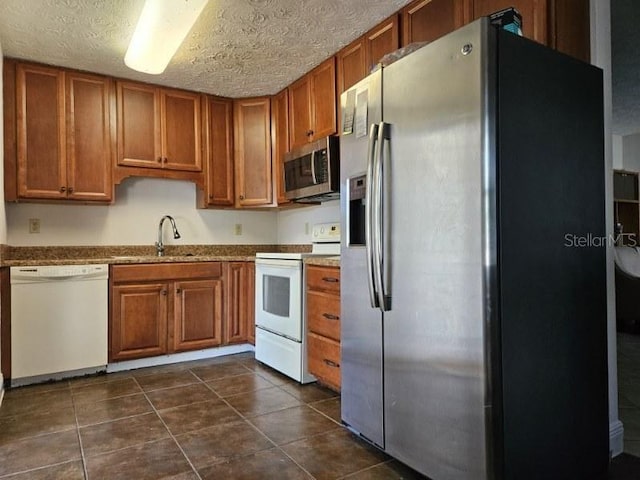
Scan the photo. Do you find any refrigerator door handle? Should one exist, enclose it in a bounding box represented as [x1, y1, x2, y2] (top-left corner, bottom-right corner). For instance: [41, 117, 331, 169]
[374, 121, 391, 311]
[310, 151, 317, 184]
[366, 123, 380, 308]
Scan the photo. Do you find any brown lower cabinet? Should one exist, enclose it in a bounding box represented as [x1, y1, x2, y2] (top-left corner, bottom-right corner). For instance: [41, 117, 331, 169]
[306, 264, 341, 391]
[224, 262, 255, 345]
[110, 261, 253, 362]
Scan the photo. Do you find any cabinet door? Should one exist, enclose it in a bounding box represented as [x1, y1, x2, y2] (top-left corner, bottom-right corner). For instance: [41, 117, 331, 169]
[110, 283, 168, 361]
[402, 0, 466, 45]
[205, 96, 234, 206]
[271, 89, 290, 205]
[310, 57, 337, 142]
[288, 75, 312, 149]
[246, 262, 256, 345]
[16, 64, 66, 199]
[162, 89, 202, 172]
[365, 15, 400, 72]
[117, 81, 161, 168]
[224, 262, 249, 344]
[173, 279, 223, 351]
[337, 38, 367, 95]
[469, 0, 547, 45]
[233, 97, 272, 206]
[549, 0, 590, 62]
[65, 72, 112, 202]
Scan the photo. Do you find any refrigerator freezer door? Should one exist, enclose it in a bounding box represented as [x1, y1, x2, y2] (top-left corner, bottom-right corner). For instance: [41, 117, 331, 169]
[382, 21, 488, 479]
[340, 70, 385, 447]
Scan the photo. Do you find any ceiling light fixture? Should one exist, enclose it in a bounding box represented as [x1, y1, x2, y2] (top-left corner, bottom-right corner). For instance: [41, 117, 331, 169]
[125, 0, 209, 75]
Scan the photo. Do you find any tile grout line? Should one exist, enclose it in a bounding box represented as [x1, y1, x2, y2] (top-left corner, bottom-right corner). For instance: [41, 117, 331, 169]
[199, 371, 322, 479]
[135, 373, 205, 480]
[70, 382, 90, 480]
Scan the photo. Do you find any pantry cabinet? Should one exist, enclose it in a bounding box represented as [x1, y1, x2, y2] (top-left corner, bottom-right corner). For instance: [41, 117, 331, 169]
[7, 62, 112, 202]
[117, 81, 203, 172]
[306, 265, 341, 391]
[110, 262, 223, 361]
[288, 57, 337, 149]
[233, 97, 273, 207]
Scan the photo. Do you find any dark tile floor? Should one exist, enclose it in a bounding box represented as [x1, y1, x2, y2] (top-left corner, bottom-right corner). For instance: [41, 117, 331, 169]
[0, 352, 423, 480]
[0, 350, 638, 479]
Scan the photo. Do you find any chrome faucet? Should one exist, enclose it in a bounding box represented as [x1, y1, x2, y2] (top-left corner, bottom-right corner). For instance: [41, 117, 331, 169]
[155, 215, 181, 257]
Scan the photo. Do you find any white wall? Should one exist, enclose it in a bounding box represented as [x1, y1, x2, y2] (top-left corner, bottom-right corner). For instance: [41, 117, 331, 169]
[591, 0, 623, 457]
[276, 200, 340, 244]
[7, 177, 278, 246]
[621, 132, 640, 172]
[613, 134, 623, 169]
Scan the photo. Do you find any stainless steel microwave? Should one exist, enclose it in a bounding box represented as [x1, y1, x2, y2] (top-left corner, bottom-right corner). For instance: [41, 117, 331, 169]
[283, 136, 339, 202]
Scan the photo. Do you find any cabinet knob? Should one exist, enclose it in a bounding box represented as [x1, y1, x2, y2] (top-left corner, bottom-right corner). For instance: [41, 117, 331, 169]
[176, 288, 181, 294]
[208, 194, 213, 199]
[163, 157, 168, 163]
[68, 187, 74, 193]
[306, 129, 314, 137]
[161, 290, 167, 296]
[60, 186, 66, 193]
[157, 157, 162, 163]
[239, 195, 244, 200]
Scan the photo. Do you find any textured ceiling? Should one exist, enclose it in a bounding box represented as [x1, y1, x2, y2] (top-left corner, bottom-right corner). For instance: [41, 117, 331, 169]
[0, 0, 412, 98]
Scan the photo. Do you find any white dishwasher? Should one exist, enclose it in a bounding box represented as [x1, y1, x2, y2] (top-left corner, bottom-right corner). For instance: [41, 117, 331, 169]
[10, 264, 109, 386]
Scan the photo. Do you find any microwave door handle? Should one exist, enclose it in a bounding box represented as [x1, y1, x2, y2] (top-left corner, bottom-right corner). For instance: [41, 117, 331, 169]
[310, 151, 317, 184]
[365, 123, 380, 308]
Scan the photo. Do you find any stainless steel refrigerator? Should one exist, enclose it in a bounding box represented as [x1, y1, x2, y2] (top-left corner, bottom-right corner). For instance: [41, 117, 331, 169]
[340, 18, 608, 480]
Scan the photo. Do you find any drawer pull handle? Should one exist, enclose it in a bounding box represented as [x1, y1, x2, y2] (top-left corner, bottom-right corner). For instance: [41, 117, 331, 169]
[161, 290, 167, 296]
[322, 313, 339, 320]
[323, 359, 339, 368]
[322, 277, 339, 283]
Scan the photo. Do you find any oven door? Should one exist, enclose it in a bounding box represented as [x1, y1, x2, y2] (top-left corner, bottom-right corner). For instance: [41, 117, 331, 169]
[255, 258, 302, 341]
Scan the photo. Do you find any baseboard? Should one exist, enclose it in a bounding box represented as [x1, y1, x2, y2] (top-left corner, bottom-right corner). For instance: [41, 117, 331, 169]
[610, 419, 624, 457]
[107, 344, 254, 373]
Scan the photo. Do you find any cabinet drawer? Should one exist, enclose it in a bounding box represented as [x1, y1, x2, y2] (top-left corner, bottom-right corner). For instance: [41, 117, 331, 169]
[306, 265, 340, 293]
[308, 332, 340, 391]
[112, 262, 222, 283]
[307, 290, 340, 341]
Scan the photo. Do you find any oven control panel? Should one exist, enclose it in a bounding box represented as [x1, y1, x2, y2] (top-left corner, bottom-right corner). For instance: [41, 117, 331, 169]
[312, 222, 340, 243]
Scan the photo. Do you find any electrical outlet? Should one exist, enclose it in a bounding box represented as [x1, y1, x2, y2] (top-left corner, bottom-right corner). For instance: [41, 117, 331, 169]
[234, 223, 242, 236]
[305, 222, 310, 235]
[29, 218, 40, 234]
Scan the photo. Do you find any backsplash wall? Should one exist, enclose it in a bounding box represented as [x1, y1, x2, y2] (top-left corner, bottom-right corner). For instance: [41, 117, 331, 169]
[276, 200, 340, 244]
[6, 177, 278, 246]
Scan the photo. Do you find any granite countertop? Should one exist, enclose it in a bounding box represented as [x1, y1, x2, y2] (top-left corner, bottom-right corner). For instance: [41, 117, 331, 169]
[304, 256, 340, 268]
[0, 244, 312, 267]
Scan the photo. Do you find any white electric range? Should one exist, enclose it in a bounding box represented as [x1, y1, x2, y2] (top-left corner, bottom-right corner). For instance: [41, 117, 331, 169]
[254, 222, 340, 383]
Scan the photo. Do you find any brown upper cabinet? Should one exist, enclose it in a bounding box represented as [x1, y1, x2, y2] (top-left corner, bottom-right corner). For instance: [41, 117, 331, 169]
[402, 0, 466, 45]
[117, 81, 202, 172]
[271, 88, 290, 205]
[288, 57, 337, 150]
[336, 14, 401, 95]
[468, 0, 590, 61]
[201, 95, 235, 207]
[233, 97, 273, 207]
[8, 63, 112, 202]
[470, 0, 547, 44]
